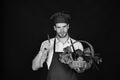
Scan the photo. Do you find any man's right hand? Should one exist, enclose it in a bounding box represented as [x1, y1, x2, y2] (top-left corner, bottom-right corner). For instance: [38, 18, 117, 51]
[32, 58, 43, 71]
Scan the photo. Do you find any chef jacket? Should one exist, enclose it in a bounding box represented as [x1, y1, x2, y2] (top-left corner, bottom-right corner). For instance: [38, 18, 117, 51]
[32, 37, 83, 70]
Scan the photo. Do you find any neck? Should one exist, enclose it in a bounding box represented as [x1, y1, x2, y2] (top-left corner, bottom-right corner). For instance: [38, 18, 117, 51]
[56, 34, 69, 44]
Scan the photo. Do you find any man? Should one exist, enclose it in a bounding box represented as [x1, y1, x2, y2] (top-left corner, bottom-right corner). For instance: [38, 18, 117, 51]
[32, 12, 84, 80]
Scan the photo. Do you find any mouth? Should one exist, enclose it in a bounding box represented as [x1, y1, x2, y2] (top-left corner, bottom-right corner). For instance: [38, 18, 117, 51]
[58, 32, 67, 38]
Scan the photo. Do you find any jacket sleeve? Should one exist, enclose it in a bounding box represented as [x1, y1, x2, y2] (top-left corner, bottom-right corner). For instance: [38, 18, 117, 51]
[74, 41, 84, 51]
[78, 42, 84, 51]
[32, 40, 49, 71]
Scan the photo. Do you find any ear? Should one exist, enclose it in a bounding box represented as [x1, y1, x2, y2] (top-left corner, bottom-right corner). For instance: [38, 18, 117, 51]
[54, 26, 56, 31]
[67, 24, 69, 29]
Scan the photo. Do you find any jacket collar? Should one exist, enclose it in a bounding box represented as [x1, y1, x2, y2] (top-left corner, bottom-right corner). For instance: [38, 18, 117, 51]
[55, 36, 71, 44]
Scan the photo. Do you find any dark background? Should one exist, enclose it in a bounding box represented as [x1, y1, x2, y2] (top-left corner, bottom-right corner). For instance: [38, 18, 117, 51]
[2, 0, 120, 80]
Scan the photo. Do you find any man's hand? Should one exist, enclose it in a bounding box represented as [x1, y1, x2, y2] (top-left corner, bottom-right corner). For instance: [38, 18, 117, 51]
[32, 59, 43, 71]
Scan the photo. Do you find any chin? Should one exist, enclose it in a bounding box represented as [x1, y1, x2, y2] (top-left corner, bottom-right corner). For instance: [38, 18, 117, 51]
[57, 33, 68, 38]
[59, 35, 65, 38]
[61, 36, 66, 38]
[59, 34, 67, 38]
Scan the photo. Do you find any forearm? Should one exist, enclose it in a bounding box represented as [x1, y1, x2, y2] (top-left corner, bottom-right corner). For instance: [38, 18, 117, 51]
[32, 49, 48, 71]
[32, 40, 51, 71]
[32, 52, 43, 71]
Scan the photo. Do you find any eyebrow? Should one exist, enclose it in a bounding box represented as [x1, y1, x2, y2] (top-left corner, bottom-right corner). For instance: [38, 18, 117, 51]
[56, 25, 67, 28]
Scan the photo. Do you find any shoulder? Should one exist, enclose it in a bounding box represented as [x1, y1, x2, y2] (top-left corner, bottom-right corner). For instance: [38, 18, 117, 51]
[70, 37, 84, 50]
[41, 38, 55, 46]
[70, 37, 83, 45]
[70, 38, 76, 42]
[70, 38, 81, 44]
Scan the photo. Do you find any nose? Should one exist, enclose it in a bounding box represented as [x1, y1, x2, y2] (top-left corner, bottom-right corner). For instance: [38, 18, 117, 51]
[60, 27, 64, 31]
[60, 29, 64, 33]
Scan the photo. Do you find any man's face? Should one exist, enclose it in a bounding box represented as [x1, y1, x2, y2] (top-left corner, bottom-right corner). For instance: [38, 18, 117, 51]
[54, 23, 69, 38]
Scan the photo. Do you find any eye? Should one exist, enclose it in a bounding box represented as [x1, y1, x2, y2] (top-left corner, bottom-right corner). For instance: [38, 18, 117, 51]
[63, 25, 67, 28]
[63, 26, 66, 28]
[56, 26, 61, 28]
[57, 27, 61, 28]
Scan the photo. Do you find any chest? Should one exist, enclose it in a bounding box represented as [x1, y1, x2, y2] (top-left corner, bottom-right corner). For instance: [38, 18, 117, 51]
[55, 42, 72, 52]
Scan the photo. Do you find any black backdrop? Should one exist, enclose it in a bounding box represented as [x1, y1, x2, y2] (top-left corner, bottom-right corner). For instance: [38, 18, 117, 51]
[3, 0, 120, 80]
